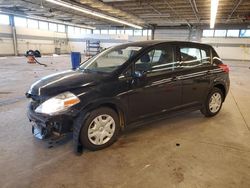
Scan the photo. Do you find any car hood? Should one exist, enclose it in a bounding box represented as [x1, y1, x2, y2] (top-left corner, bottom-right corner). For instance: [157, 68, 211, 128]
[27, 70, 106, 97]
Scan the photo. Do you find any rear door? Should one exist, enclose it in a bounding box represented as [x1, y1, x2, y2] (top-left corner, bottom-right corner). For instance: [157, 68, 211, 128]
[177, 44, 213, 107]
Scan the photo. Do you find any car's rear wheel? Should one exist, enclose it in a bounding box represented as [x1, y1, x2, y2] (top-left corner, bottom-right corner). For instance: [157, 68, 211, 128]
[201, 87, 223, 117]
[80, 107, 120, 151]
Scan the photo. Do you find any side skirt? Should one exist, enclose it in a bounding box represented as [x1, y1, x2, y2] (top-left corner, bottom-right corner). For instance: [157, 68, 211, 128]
[124, 105, 202, 131]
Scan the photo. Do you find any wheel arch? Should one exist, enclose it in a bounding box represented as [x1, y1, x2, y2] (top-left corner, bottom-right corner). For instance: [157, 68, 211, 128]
[80, 100, 127, 130]
[213, 83, 226, 101]
[73, 101, 126, 153]
[94, 102, 126, 129]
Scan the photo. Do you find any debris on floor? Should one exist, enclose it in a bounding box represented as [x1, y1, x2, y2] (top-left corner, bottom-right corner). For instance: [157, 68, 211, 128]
[25, 50, 47, 67]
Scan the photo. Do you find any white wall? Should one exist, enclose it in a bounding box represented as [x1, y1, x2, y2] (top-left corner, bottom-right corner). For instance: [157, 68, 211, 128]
[201, 37, 250, 61]
[16, 27, 69, 55]
[67, 33, 130, 53]
[0, 25, 70, 55]
[154, 28, 250, 61]
[0, 25, 14, 55]
[0, 24, 148, 56]
[1, 24, 249, 61]
[0, 38, 14, 55]
[154, 29, 190, 41]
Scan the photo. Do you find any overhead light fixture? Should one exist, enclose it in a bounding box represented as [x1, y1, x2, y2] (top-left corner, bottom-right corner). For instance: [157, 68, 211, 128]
[40, 0, 44, 8]
[45, 0, 143, 29]
[210, 0, 219, 28]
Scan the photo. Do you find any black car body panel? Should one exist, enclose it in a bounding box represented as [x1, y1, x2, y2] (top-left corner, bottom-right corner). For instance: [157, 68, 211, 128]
[28, 70, 106, 97]
[26, 40, 230, 152]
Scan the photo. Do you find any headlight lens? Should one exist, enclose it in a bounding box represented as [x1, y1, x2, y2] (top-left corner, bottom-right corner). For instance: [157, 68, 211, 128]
[35, 92, 80, 115]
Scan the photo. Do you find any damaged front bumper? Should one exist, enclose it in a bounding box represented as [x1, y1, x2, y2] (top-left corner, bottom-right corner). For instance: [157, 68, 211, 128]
[27, 103, 75, 139]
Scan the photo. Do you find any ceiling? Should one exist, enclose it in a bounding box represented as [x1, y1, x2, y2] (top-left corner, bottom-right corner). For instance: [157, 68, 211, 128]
[0, 0, 249, 29]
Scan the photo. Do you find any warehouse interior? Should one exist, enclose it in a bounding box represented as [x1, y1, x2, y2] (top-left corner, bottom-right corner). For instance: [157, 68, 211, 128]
[0, 0, 250, 187]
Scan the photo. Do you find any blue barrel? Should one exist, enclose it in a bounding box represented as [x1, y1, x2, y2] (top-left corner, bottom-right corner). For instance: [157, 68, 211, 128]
[71, 52, 81, 69]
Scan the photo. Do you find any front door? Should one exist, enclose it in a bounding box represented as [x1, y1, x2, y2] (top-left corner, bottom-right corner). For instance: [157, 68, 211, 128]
[128, 44, 182, 122]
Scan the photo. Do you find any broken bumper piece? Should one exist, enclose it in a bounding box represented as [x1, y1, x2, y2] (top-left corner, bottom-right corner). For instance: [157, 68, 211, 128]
[27, 103, 74, 140]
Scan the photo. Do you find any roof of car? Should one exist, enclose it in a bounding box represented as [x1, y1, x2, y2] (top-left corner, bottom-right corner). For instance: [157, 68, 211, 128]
[126, 40, 212, 48]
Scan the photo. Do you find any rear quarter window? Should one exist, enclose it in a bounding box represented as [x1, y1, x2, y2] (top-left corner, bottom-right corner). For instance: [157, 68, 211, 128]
[180, 46, 211, 68]
[201, 48, 211, 64]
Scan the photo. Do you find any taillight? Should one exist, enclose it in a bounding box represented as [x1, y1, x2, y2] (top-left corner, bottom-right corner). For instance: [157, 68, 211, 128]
[218, 64, 229, 73]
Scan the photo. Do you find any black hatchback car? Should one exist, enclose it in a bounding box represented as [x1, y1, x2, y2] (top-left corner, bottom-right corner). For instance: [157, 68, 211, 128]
[26, 41, 230, 152]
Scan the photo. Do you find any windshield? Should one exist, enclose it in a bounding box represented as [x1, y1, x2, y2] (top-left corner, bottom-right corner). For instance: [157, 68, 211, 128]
[80, 44, 143, 73]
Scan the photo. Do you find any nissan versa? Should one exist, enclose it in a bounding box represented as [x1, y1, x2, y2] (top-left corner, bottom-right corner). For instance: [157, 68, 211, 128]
[26, 41, 230, 152]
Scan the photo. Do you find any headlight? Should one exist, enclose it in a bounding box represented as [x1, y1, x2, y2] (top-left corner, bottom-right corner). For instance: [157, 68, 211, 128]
[35, 91, 80, 115]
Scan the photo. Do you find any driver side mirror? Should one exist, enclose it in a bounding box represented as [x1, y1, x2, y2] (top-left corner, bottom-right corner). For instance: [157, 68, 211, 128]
[133, 71, 147, 79]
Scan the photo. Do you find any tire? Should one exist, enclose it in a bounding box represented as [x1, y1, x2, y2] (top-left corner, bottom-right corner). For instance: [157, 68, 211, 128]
[201, 87, 224, 117]
[79, 107, 120, 151]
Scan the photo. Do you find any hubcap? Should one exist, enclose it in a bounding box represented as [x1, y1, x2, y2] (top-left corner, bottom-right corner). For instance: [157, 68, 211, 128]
[209, 92, 222, 113]
[88, 115, 115, 145]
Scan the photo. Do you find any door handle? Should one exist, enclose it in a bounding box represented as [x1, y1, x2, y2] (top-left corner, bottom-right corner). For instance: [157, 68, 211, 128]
[171, 76, 178, 81]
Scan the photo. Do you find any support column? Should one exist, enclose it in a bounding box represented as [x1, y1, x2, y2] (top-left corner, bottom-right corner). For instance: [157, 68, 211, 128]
[151, 27, 155, 40]
[188, 27, 192, 41]
[9, 15, 18, 56]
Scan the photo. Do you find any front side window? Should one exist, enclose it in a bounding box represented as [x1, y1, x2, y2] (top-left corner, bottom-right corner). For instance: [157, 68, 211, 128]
[80, 45, 143, 73]
[135, 45, 176, 73]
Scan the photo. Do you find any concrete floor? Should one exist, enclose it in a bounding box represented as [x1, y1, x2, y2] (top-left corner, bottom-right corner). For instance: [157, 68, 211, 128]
[1, 56, 250, 188]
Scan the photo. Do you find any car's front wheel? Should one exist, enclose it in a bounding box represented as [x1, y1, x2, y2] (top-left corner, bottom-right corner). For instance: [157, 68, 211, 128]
[201, 87, 224, 117]
[80, 107, 120, 151]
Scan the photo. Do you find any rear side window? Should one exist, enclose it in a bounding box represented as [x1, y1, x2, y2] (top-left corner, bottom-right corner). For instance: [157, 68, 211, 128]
[180, 47, 211, 68]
